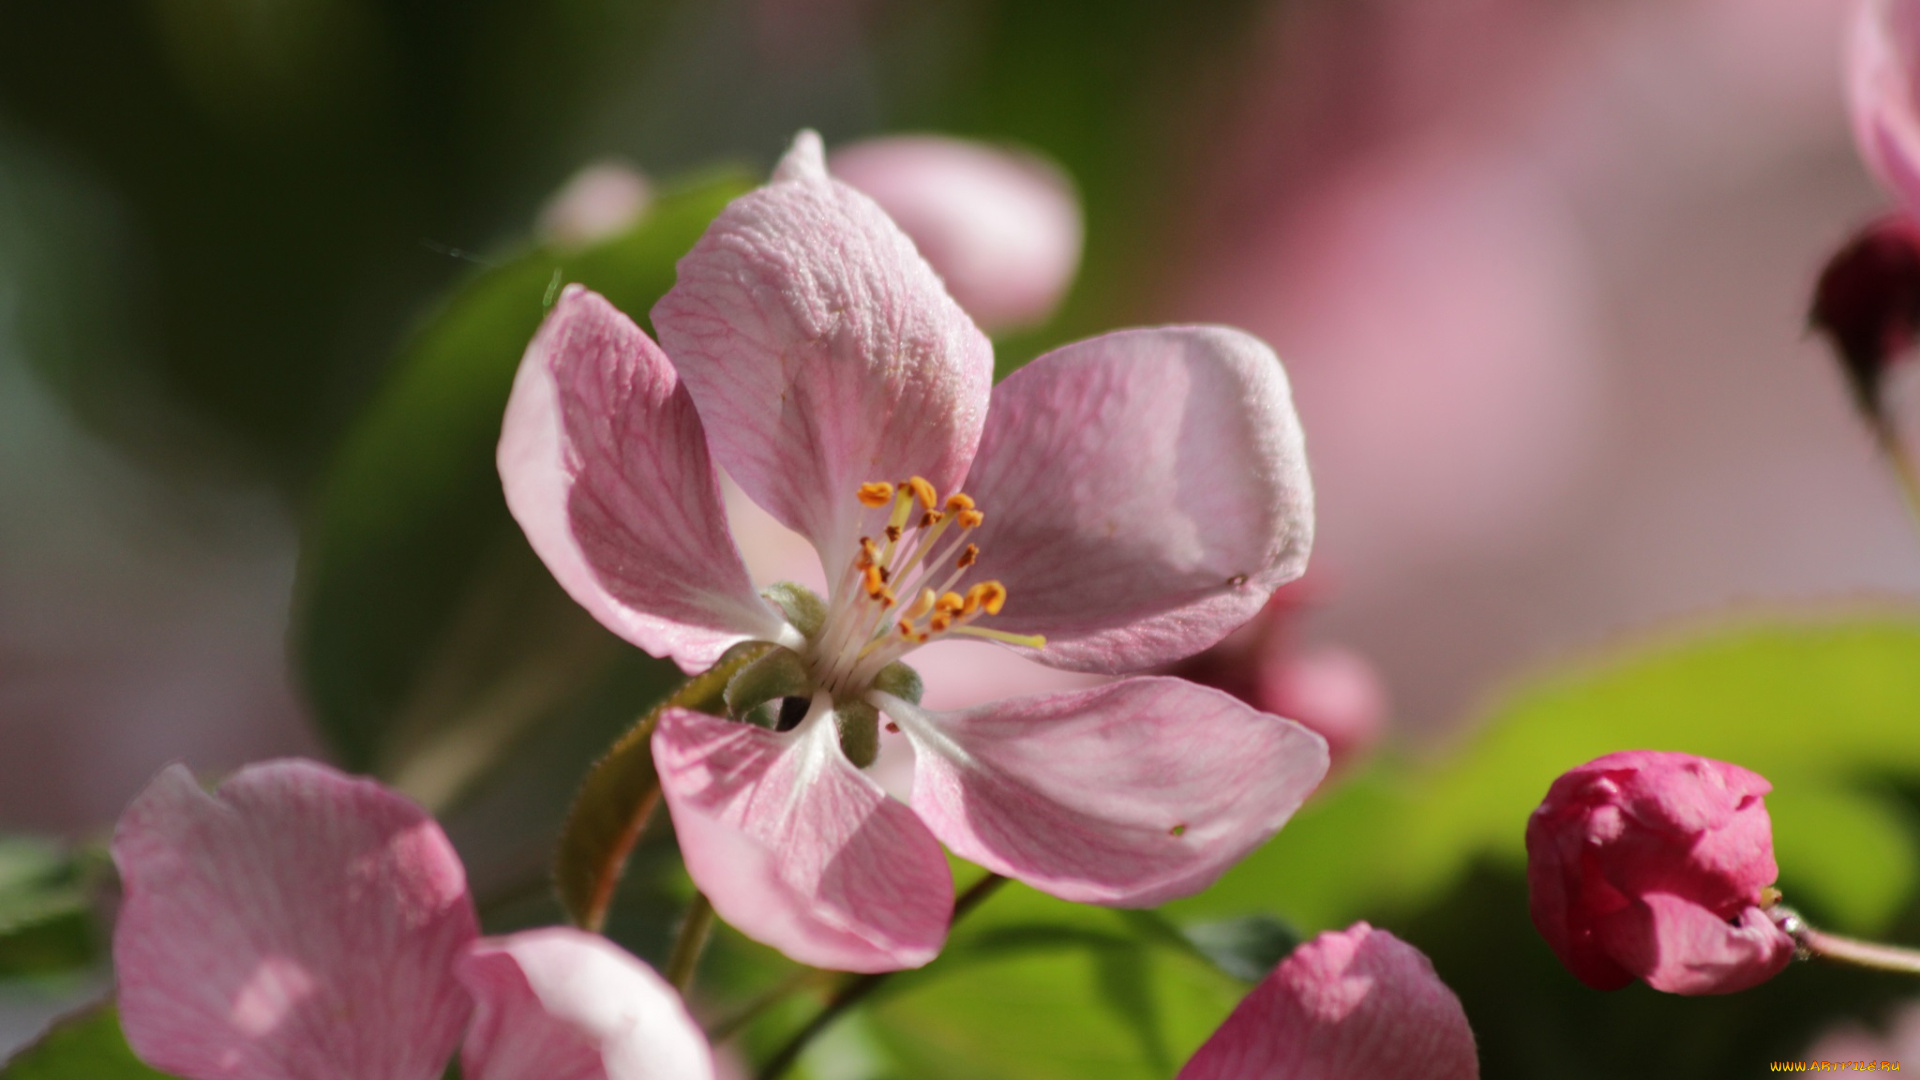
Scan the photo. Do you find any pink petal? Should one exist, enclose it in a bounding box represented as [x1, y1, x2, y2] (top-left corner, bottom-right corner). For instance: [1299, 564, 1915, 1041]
[1595, 894, 1796, 996]
[1851, 0, 1920, 214]
[500, 285, 786, 673]
[652, 703, 953, 972]
[961, 326, 1313, 673]
[458, 927, 713, 1080]
[113, 760, 477, 1080]
[896, 677, 1328, 906]
[1178, 923, 1479, 1080]
[830, 135, 1081, 332]
[651, 131, 995, 560]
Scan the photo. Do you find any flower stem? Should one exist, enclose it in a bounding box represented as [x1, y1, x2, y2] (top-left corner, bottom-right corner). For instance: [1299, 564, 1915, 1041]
[1873, 419, 1920, 539]
[753, 873, 1008, 1080]
[1772, 904, 1920, 975]
[666, 892, 717, 991]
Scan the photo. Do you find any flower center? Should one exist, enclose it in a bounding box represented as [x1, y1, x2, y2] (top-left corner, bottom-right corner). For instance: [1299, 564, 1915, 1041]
[809, 476, 1043, 697]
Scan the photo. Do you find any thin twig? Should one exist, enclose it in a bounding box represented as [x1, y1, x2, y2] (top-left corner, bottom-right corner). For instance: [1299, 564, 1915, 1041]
[754, 874, 1008, 1080]
[1772, 904, 1920, 976]
[1874, 420, 1920, 538]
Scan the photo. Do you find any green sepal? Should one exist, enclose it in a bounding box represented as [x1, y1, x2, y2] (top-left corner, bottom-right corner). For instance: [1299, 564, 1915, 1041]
[722, 646, 814, 727]
[871, 660, 924, 705]
[761, 582, 828, 639]
[835, 698, 881, 769]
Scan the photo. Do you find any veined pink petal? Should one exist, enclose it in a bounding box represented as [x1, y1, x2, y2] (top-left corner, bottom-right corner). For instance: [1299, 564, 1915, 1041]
[652, 131, 995, 560]
[961, 326, 1313, 673]
[1851, 0, 1920, 214]
[1178, 923, 1479, 1080]
[653, 704, 953, 972]
[894, 677, 1328, 907]
[830, 135, 1082, 332]
[113, 760, 477, 1080]
[500, 285, 786, 673]
[1595, 894, 1795, 996]
[458, 927, 714, 1080]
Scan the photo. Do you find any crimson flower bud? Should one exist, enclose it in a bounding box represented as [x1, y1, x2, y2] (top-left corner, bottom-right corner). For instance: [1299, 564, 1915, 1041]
[1525, 751, 1794, 995]
[1811, 214, 1920, 422]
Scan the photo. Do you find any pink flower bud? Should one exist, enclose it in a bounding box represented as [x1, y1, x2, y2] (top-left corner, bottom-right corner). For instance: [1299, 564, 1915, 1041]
[537, 160, 654, 250]
[1525, 750, 1795, 995]
[829, 135, 1082, 332]
[1810, 213, 1920, 422]
[1178, 923, 1478, 1080]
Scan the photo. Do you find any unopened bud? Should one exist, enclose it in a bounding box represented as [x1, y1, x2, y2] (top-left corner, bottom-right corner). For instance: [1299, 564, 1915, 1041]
[1811, 214, 1920, 422]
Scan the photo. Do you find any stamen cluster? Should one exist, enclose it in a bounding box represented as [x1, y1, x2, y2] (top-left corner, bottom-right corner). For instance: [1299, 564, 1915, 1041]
[812, 475, 1041, 697]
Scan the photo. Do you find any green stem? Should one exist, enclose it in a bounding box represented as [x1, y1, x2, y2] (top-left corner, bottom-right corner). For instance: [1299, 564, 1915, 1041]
[706, 969, 835, 1043]
[754, 874, 1008, 1080]
[665, 892, 717, 991]
[1774, 904, 1920, 976]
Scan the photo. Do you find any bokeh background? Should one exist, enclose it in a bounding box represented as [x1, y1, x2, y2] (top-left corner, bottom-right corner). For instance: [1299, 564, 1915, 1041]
[4, 0, 1919, 1074]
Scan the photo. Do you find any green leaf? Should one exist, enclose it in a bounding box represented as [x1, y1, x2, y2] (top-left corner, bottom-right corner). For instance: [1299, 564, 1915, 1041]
[1179, 913, 1301, 983]
[1169, 615, 1920, 936]
[294, 174, 751, 779]
[552, 643, 766, 932]
[1, 1003, 177, 1080]
[0, 838, 100, 977]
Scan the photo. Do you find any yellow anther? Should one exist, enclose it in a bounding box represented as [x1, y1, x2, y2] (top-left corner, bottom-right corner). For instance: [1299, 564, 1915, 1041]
[858, 481, 896, 508]
[956, 508, 984, 529]
[956, 543, 979, 569]
[967, 581, 1008, 616]
[897, 619, 916, 638]
[880, 587, 899, 608]
[863, 565, 887, 598]
[885, 525, 903, 542]
[918, 510, 944, 529]
[930, 612, 953, 633]
[945, 493, 976, 513]
[856, 536, 880, 570]
[935, 591, 967, 616]
[905, 476, 939, 509]
[904, 588, 937, 620]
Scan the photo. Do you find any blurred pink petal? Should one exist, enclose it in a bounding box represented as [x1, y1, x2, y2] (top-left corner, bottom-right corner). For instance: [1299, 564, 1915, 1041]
[1851, 0, 1920, 213]
[113, 760, 477, 1080]
[458, 927, 714, 1080]
[1179, 923, 1478, 1080]
[538, 160, 654, 250]
[653, 704, 953, 972]
[500, 285, 787, 674]
[831, 135, 1081, 332]
[1526, 751, 1793, 994]
[894, 677, 1326, 906]
[1188, 151, 1598, 567]
[964, 326, 1313, 674]
[652, 130, 994, 559]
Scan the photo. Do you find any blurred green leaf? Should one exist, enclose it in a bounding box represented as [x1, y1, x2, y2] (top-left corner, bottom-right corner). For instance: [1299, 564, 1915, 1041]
[1, 1003, 176, 1080]
[552, 643, 761, 932]
[1178, 913, 1300, 984]
[1171, 615, 1920, 936]
[0, 838, 100, 978]
[294, 175, 749, 781]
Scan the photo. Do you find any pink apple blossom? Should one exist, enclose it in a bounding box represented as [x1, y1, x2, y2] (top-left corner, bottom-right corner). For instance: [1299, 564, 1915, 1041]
[498, 130, 1328, 973]
[112, 759, 714, 1080]
[830, 134, 1082, 332]
[1525, 750, 1795, 995]
[1177, 922, 1479, 1080]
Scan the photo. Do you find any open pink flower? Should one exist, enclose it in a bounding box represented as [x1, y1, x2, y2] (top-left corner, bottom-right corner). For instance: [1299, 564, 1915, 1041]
[1525, 750, 1795, 995]
[113, 759, 714, 1080]
[1178, 922, 1479, 1080]
[499, 130, 1327, 973]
